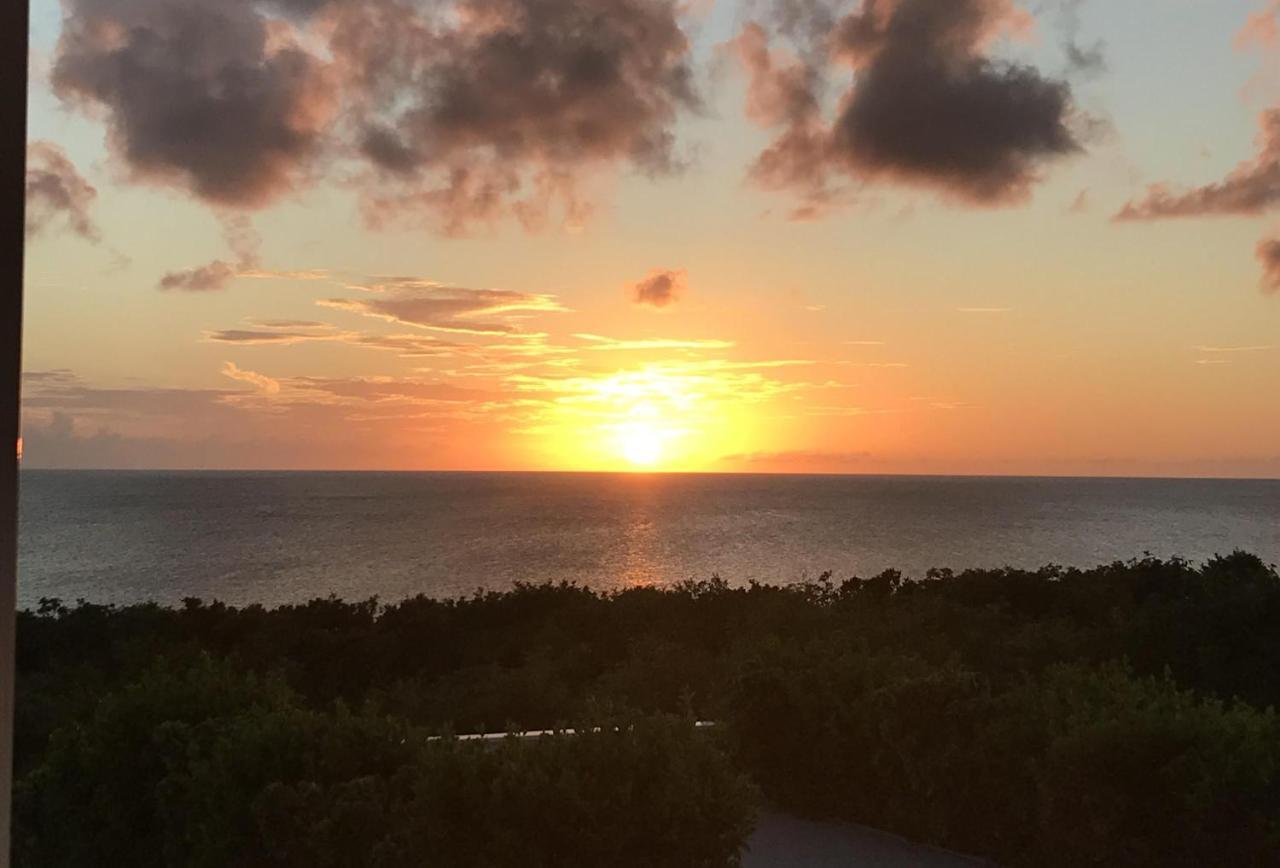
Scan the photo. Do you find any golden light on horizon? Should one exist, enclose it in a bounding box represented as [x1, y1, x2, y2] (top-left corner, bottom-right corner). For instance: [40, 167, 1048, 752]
[615, 402, 677, 467]
[618, 423, 664, 466]
[525, 363, 768, 471]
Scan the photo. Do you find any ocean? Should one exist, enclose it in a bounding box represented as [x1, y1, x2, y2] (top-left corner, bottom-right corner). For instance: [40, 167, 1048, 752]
[15, 470, 1280, 609]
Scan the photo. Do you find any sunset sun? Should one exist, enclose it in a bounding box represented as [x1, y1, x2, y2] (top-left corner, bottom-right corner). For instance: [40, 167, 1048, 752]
[616, 402, 672, 467]
[619, 424, 663, 467]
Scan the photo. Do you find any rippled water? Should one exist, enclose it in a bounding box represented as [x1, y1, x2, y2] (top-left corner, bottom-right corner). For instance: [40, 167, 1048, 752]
[16, 470, 1280, 608]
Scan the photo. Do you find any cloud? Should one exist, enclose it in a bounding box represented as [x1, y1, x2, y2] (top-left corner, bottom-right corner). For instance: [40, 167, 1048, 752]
[1193, 343, 1274, 353]
[285, 376, 484, 404]
[347, 334, 466, 358]
[1066, 188, 1090, 213]
[49, 0, 702, 234]
[160, 261, 239, 292]
[221, 361, 281, 394]
[18, 367, 503, 469]
[319, 283, 565, 333]
[572, 333, 734, 350]
[1117, 110, 1280, 220]
[204, 328, 343, 345]
[338, 0, 699, 233]
[630, 269, 686, 308]
[238, 269, 332, 282]
[247, 319, 333, 329]
[1237, 0, 1280, 51]
[204, 326, 469, 358]
[157, 214, 262, 291]
[733, 0, 1083, 215]
[51, 0, 336, 208]
[1055, 0, 1106, 76]
[25, 141, 100, 241]
[1257, 236, 1280, 294]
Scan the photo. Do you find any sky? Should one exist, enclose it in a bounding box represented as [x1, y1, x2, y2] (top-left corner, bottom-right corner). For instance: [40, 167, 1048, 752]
[18, 0, 1280, 476]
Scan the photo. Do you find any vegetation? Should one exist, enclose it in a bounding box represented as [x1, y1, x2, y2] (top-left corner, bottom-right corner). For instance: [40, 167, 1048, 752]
[15, 552, 1280, 865]
[15, 658, 755, 868]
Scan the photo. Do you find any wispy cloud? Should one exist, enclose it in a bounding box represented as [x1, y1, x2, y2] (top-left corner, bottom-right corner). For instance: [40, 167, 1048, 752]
[1194, 344, 1273, 353]
[158, 215, 260, 292]
[1116, 111, 1280, 221]
[204, 329, 348, 346]
[238, 269, 332, 282]
[572, 334, 734, 351]
[320, 284, 565, 334]
[221, 361, 280, 395]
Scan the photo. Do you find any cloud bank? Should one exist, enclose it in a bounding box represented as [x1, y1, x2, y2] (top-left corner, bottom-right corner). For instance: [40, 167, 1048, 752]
[50, 0, 698, 234]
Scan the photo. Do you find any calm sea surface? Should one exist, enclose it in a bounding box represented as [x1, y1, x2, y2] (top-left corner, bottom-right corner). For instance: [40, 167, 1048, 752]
[16, 470, 1280, 609]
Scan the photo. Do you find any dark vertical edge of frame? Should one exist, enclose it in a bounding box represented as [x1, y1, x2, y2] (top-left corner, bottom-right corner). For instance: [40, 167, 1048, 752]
[0, 0, 29, 863]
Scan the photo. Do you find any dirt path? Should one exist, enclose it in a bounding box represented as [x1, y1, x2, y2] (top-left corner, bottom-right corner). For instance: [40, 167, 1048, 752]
[744, 813, 990, 867]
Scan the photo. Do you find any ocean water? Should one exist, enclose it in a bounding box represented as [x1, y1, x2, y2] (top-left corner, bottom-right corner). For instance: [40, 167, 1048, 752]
[15, 470, 1280, 609]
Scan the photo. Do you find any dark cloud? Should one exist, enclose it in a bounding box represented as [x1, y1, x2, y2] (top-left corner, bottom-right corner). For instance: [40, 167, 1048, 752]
[25, 141, 100, 241]
[51, 0, 335, 208]
[320, 283, 564, 333]
[631, 269, 686, 308]
[50, 0, 698, 234]
[1257, 237, 1280, 295]
[734, 0, 1083, 213]
[337, 0, 699, 233]
[1117, 110, 1280, 220]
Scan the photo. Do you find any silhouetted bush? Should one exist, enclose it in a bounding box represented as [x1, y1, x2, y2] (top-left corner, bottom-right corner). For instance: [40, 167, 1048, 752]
[725, 645, 1280, 865]
[15, 552, 1280, 865]
[15, 658, 756, 867]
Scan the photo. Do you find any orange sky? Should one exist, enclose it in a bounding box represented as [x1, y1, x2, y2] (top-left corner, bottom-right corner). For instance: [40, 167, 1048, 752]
[19, 0, 1280, 476]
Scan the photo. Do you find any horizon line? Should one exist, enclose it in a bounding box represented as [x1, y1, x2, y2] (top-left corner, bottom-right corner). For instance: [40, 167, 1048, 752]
[16, 467, 1280, 483]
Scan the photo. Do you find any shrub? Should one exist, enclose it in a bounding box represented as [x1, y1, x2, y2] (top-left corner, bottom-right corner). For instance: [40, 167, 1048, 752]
[725, 643, 1280, 866]
[15, 659, 757, 868]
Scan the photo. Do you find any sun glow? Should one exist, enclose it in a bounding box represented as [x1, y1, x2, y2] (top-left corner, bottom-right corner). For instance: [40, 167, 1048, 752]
[616, 403, 672, 467]
[619, 423, 664, 466]
[524, 361, 782, 471]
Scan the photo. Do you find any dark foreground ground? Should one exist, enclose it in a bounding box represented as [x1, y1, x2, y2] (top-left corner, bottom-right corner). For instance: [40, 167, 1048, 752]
[14, 552, 1280, 866]
[746, 814, 986, 867]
